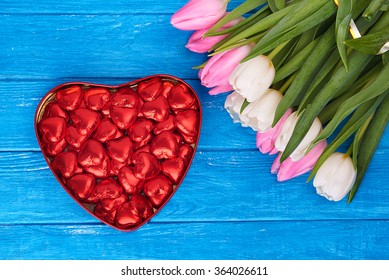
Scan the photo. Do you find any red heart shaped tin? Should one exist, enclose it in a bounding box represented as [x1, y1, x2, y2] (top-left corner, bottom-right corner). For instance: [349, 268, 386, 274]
[35, 75, 202, 231]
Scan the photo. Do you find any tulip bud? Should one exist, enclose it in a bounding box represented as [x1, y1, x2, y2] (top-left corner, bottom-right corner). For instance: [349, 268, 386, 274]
[224, 91, 249, 126]
[313, 153, 357, 201]
[229, 55, 275, 102]
[271, 141, 327, 181]
[171, 0, 228, 31]
[256, 109, 293, 155]
[209, 85, 234, 95]
[186, 17, 242, 53]
[199, 45, 252, 95]
[243, 89, 283, 132]
[275, 112, 322, 162]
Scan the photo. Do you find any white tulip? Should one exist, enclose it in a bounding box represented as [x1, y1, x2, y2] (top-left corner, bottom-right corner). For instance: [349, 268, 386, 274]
[313, 153, 357, 201]
[242, 89, 283, 132]
[229, 55, 275, 102]
[224, 91, 249, 127]
[275, 112, 322, 162]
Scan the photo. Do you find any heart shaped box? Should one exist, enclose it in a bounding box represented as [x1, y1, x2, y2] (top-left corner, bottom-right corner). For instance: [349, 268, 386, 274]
[34, 74, 202, 231]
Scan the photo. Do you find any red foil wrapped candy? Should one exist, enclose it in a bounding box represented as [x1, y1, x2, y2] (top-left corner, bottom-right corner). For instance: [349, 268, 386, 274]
[35, 75, 201, 231]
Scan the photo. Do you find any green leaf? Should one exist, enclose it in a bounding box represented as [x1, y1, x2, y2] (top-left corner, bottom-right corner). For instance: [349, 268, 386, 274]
[211, 33, 265, 55]
[335, 0, 354, 37]
[262, 0, 329, 41]
[280, 51, 374, 162]
[337, 15, 352, 71]
[311, 62, 389, 147]
[334, 0, 379, 63]
[363, 0, 386, 21]
[354, 10, 384, 36]
[243, 0, 336, 60]
[318, 65, 382, 123]
[287, 25, 319, 59]
[276, 0, 286, 9]
[352, 114, 373, 167]
[205, 0, 267, 36]
[272, 37, 319, 83]
[208, 5, 270, 37]
[308, 93, 387, 181]
[348, 93, 389, 203]
[365, 9, 389, 33]
[272, 26, 336, 126]
[349, 0, 371, 18]
[268, 0, 279, 13]
[297, 51, 340, 112]
[212, 2, 298, 52]
[383, 51, 389, 64]
[209, 17, 270, 52]
[269, 0, 286, 13]
[271, 38, 299, 70]
[318, 89, 357, 124]
[345, 29, 389, 54]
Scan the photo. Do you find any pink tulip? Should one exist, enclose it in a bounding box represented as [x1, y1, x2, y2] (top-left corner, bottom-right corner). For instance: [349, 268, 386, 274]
[256, 109, 292, 155]
[209, 84, 234, 95]
[271, 141, 327, 182]
[199, 45, 252, 95]
[171, 0, 228, 31]
[186, 17, 243, 53]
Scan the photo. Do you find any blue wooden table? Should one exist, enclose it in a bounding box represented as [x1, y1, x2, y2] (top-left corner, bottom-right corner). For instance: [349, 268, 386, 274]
[0, 0, 388, 260]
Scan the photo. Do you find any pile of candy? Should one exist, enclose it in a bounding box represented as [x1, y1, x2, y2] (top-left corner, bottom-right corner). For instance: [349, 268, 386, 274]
[36, 76, 201, 230]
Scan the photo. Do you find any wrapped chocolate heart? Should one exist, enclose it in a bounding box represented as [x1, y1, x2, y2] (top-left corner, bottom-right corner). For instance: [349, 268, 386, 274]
[35, 75, 201, 231]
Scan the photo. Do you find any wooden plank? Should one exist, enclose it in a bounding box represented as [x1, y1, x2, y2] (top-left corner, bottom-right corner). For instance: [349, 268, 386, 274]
[0, 80, 388, 151]
[0, 0, 243, 14]
[0, 80, 258, 151]
[0, 14, 206, 80]
[0, 221, 388, 259]
[0, 150, 388, 224]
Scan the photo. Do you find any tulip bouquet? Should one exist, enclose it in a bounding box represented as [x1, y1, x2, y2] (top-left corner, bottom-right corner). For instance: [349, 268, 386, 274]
[171, 0, 389, 203]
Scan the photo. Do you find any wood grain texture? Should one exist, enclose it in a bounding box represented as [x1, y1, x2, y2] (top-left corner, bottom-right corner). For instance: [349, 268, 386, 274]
[0, 81, 260, 151]
[0, 14, 204, 79]
[0, 221, 388, 260]
[0, 80, 388, 151]
[0, 0, 242, 14]
[0, 0, 388, 260]
[0, 150, 388, 224]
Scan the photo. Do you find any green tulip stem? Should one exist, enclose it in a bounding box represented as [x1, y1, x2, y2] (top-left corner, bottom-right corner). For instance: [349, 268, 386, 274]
[211, 33, 265, 56]
[345, 144, 353, 157]
[268, 40, 290, 60]
[347, 93, 389, 203]
[363, 0, 384, 21]
[352, 113, 374, 167]
[278, 73, 296, 94]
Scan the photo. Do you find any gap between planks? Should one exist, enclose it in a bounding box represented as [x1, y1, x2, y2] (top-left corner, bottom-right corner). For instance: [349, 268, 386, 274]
[1, 218, 389, 227]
